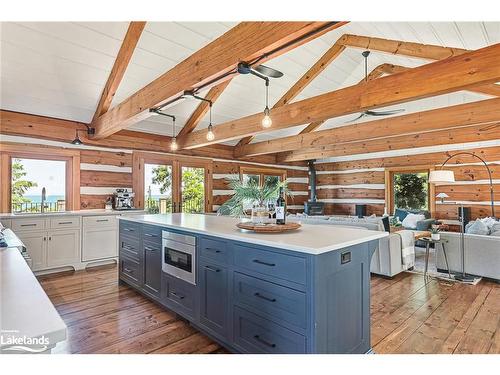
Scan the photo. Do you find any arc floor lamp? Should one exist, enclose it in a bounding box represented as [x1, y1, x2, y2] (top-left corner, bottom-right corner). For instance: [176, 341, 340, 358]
[429, 151, 496, 283]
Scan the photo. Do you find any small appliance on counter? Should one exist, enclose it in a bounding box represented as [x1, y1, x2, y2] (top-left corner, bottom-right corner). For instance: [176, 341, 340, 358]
[112, 188, 135, 210]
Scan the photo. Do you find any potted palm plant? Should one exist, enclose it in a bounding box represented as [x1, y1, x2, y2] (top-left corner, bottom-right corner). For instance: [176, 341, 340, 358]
[430, 226, 441, 241]
[217, 177, 290, 223]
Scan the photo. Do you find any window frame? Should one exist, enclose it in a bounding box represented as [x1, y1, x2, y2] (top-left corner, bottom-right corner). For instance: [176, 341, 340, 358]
[239, 166, 287, 187]
[0, 143, 80, 213]
[132, 151, 213, 213]
[385, 166, 436, 217]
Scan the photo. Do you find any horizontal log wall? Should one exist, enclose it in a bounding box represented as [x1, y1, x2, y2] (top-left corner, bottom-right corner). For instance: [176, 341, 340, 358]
[315, 146, 500, 220]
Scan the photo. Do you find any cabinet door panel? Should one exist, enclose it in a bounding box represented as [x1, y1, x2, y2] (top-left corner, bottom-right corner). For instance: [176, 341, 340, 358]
[199, 258, 228, 338]
[82, 227, 118, 261]
[47, 229, 80, 267]
[143, 244, 162, 299]
[17, 231, 46, 271]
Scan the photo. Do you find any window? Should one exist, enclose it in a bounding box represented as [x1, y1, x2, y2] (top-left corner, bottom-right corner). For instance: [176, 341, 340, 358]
[239, 166, 286, 187]
[11, 158, 67, 213]
[386, 167, 435, 216]
[133, 151, 213, 214]
[0, 143, 80, 213]
[144, 163, 173, 214]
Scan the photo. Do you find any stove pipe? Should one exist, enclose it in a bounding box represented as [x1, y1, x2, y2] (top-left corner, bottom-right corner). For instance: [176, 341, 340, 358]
[308, 160, 317, 202]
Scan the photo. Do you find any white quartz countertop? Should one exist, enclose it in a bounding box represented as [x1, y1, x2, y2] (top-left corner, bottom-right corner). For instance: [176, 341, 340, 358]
[0, 209, 147, 219]
[119, 213, 388, 255]
[1, 246, 67, 352]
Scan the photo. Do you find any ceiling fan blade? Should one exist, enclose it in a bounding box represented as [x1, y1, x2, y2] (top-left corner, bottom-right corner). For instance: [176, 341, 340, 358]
[254, 64, 284, 78]
[365, 109, 405, 116]
[344, 113, 366, 123]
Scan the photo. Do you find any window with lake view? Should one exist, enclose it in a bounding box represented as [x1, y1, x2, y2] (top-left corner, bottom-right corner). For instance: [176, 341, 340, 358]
[11, 158, 67, 213]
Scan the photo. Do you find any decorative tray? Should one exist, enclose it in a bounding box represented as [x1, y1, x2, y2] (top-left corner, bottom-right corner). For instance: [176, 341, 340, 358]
[236, 222, 301, 233]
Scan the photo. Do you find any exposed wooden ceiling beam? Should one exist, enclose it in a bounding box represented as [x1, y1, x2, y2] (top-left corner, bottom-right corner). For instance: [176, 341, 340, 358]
[0, 110, 277, 164]
[339, 34, 500, 95]
[92, 22, 146, 122]
[90, 22, 341, 139]
[176, 79, 232, 139]
[277, 122, 500, 163]
[236, 39, 346, 147]
[234, 97, 500, 157]
[179, 43, 500, 150]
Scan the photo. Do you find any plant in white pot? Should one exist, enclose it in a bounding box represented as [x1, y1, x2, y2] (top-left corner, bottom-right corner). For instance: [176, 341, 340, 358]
[430, 226, 441, 241]
[217, 177, 291, 222]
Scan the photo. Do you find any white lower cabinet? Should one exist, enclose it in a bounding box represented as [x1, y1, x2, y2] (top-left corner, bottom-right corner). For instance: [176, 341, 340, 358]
[47, 229, 80, 268]
[18, 231, 47, 271]
[82, 221, 118, 262]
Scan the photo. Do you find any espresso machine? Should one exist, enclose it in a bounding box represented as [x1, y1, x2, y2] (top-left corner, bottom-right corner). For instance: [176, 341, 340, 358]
[112, 189, 135, 210]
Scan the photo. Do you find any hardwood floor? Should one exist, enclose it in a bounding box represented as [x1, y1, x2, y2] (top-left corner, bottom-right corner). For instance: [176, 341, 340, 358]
[37, 265, 500, 354]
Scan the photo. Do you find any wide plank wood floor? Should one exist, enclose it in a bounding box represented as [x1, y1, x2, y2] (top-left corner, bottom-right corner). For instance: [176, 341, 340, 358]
[37, 265, 500, 354]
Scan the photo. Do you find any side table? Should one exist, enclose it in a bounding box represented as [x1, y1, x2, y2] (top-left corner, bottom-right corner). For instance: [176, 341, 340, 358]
[419, 237, 452, 281]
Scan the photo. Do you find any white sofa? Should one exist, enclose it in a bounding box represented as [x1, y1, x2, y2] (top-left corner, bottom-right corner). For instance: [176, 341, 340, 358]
[287, 215, 415, 278]
[437, 232, 500, 281]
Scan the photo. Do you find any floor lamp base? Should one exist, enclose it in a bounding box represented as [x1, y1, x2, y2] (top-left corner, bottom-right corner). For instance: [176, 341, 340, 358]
[454, 273, 481, 284]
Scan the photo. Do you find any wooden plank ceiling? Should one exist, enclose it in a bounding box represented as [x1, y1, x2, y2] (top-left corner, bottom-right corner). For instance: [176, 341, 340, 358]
[1, 21, 500, 164]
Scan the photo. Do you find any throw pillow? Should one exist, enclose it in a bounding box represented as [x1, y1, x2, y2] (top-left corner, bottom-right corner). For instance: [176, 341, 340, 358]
[480, 217, 498, 231]
[489, 222, 500, 234]
[490, 231, 500, 237]
[394, 208, 408, 222]
[401, 213, 426, 229]
[465, 219, 489, 235]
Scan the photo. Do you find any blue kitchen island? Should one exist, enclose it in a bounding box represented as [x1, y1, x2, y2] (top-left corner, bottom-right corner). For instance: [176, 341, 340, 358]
[117, 213, 388, 354]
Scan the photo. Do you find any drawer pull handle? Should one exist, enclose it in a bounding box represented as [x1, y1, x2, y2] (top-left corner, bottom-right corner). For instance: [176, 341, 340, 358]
[253, 335, 276, 348]
[205, 247, 221, 253]
[58, 221, 73, 225]
[20, 224, 37, 227]
[253, 259, 275, 267]
[144, 233, 157, 237]
[124, 267, 133, 273]
[254, 292, 276, 302]
[124, 228, 134, 232]
[205, 266, 220, 273]
[171, 291, 185, 300]
[96, 219, 109, 222]
[144, 246, 156, 252]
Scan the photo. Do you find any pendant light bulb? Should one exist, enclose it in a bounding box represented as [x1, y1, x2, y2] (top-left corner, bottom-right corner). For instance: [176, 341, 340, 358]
[206, 124, 215, 141]
[170, 137, 178, 151]
[262, 107, 272, 128]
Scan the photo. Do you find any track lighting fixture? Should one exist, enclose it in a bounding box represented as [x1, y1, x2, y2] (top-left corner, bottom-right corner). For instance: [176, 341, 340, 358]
[149, 109, 177, 151]
[70, 124, 95, 145]
[261, 79, 272, 128]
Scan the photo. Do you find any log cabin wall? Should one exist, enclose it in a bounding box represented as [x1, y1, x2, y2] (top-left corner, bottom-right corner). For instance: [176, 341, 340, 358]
[314, 145, 500, 220]
[1, 135, 308, 211]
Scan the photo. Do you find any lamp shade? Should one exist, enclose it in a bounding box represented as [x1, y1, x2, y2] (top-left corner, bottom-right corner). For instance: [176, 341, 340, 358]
[429, 170, 455, 184]
[436, 192, 450, 199]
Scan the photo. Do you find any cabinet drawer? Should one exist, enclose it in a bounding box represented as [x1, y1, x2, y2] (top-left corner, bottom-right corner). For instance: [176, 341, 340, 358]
[199, 236, 230, 264]
[119, 221, 141, 236]
[83, 215, 117, 228]
[233, 307, 306, 354]
[49, 216, 81, 229]
[119, 237, 142, 262]
[11, 218, 46, 232]
[120, 257, 142, 286]
[233, 244, 306, 285]
[162, 274, 196, 320]
[233, 272, 306, 329]
[142, 224, 162, 242]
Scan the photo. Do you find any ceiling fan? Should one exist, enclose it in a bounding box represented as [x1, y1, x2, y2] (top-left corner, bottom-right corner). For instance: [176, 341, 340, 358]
[346, 51, 405, 123]
[237, 62, 284, 79]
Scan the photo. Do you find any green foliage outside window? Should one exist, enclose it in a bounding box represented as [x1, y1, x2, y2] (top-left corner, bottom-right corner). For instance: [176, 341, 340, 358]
[11, 158, 37, 207]
[393, 172, 428, 210]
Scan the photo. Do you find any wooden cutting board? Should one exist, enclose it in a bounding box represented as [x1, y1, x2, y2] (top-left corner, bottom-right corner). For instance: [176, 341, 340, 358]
[236, 222, 301, 233]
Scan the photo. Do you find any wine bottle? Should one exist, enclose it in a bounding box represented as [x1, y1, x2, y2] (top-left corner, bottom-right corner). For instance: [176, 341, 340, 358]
[275, 187, 286, 225]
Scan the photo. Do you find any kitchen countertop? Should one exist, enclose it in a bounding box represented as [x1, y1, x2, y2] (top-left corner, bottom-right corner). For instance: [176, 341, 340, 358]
[1, 245, 67, 353]
[0, 209, 147, 219]
[119, 213, 388, 255]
